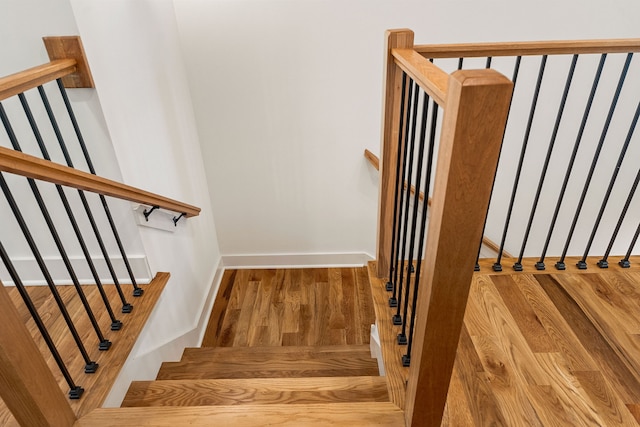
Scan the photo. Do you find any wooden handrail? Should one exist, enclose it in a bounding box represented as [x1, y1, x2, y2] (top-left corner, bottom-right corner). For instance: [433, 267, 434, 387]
[365, 149, 513, 258]
[414, 38, 640, 59]
[392, 48, 449, 106]
[0, 59, 78, 102]
[0, 147, 200, 217]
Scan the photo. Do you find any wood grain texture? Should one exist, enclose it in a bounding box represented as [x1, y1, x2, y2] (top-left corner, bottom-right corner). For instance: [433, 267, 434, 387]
[42, 36, 94, 88]
[404, 69, 513, 427]
[376, 29, 414, 278]
[122, 376, 389, 407]
[415, 38, 640, 58]
[0, 273, 168, 424]
[76, 402, 406, 426]
[0, 281, 76, 427]
[392, 48, 449, 106]
[200, 270, 236, 347]
[205, 268, 374, 348]
[0, 59, 77, 101]
[0, 146, 200, 217]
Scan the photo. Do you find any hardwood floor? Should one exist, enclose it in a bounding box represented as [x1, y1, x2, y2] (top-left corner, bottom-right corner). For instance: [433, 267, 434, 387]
[202, 268, 375, 347]
[370, 262, 640, 425]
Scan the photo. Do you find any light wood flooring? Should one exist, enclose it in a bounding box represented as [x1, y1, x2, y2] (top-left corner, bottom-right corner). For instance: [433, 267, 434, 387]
[371, 260, 640, 426]
[202, 268, 375, 348]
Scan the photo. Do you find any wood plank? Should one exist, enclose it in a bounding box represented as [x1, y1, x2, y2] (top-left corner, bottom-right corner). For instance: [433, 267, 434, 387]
[75, 402, 406, 427]
[0, 59, 77, 101]
[156, 356, 380, 380]
[415, 38, 640, 58]
[0, 146, 200, 217]
[510, 274, 597, 371]
[533, 353, 604, 426]
[376, 29, 414, 277]
[391, 48, 449, 106]
[573, 370, 639, 426]
[535, 274, 640, 404]
[180, 345, 373, 362]
[491, 275, 557, 353]
[122, 376, 389, 407]
[0, 281, 76, 427]
[42, 36, 94, 88]
[403, 68, 513, 427]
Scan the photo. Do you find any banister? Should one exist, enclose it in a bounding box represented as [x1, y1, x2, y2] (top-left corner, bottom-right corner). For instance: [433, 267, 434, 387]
[414, 38, 640, 59]
[0, 59, 78, 102]
[392, 49, 448, 106]
[0, 146, 201, 217]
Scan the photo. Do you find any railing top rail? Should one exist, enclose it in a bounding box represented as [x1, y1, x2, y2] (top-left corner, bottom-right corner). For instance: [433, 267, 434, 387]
[392, 48, 449, 106]
[414, 38, 640, 59]
[0, 146, 201, 217]
[0, 59, 78, 102]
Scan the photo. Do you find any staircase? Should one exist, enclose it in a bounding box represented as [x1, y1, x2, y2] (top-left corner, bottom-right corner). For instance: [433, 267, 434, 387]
[75, 267, 405, 426]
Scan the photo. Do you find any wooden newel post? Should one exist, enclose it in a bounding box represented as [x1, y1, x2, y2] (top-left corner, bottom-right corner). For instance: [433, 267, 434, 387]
[404, 69, 513, 426]
[0, 281, 76, 427]
[376, 29, 414, 278]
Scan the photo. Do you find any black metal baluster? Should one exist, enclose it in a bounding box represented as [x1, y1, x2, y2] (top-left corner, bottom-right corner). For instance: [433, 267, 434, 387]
[390, 79, 415, 308]
[403, 101, 439, 367]
[57, 80, 142, 297]
[494, 56, 546, 272]
[393, 82, 420, 324]
[386, 73, 408, 293]
[14, 94, 112, 350]
[514, 55, 578, 271]
[398, 90, 430, 345]
[0, 172, 97, 374]
[532, 55, 607, 270]
[601, 168, 640, 267]
[557, 53, 633, 270]
[0, 241, 84, 399]
[486, 57, 493, 68]
[37, 86, 122, 331]
[620, 221, 640, 268]
[475, 56, 522, 271]
[458, 58, 464, 70]
[585, 100, 639, 268]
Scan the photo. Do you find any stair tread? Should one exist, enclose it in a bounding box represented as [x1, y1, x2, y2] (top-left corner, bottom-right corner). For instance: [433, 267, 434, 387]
[157, 354, 380, 380]
[122, 376, 389, 407]
[180, 344, 373, 361]
[78, 402, 404, 426]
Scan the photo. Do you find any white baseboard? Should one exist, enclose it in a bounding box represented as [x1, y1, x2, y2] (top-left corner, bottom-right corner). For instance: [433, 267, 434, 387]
[221, 252, 374, 269]
[0, 255, 151, 286]
[102, 257, 225, 407]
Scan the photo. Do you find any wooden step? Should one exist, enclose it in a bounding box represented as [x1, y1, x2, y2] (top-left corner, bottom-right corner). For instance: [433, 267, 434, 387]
[156, 353, 380, 380]
[76, 402, 405, 426]
[121, 376, 389, 407]
[179, 344, 373, 362]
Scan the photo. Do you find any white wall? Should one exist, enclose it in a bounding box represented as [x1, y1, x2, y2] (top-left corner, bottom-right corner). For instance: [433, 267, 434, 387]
[173, 0, 640, 262]
[69, 0, 223, 376]
[0, 0, 149, 283]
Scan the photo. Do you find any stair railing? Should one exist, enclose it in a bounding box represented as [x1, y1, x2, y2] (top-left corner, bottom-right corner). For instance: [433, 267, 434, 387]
[376, 30, 640, 427]
[377, 29, 513, 426]
[0, 37, 200, 427]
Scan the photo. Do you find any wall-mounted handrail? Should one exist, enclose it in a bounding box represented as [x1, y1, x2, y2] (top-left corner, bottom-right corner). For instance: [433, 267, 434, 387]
[414, 38, 640, 59]
[0, 146, 201, 217]
[366, 149, 512, 255]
